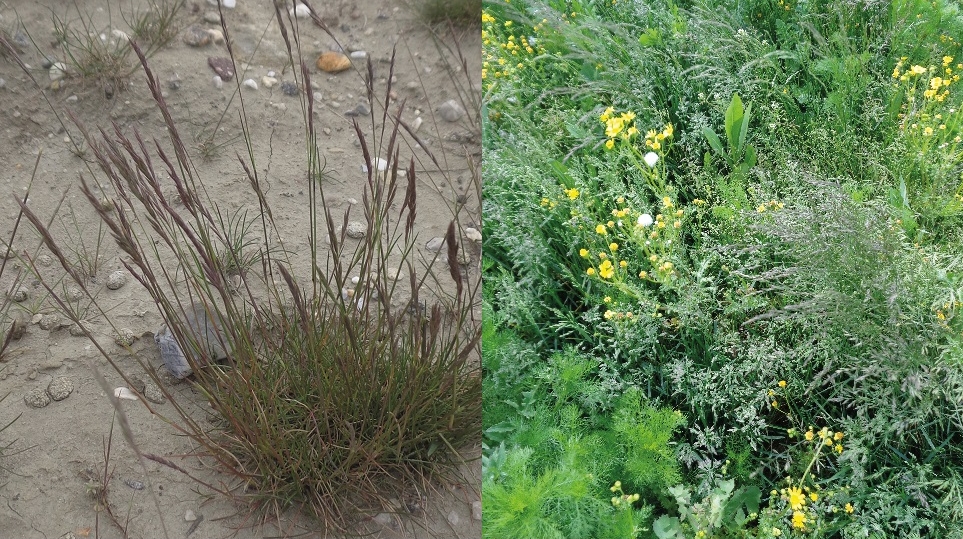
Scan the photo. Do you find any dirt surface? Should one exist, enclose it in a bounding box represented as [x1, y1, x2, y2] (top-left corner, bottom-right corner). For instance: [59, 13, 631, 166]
[0, 1, 481, 537]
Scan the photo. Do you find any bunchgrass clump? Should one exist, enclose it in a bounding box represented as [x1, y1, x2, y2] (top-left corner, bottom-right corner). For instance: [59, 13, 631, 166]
[17, 3, 481, 532]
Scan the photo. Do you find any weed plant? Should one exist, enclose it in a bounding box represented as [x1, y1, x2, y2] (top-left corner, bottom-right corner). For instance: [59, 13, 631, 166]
[14, 2, 480, 533]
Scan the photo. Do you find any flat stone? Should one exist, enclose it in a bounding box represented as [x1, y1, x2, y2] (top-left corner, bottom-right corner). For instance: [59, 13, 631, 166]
[465, 227, 482, 242]
[472, 500, 481, 520]
[203, 11, 220, 23]
[316, 51, 351, 73]
[47, 377, 74, 401]
[426, 237, 444, 252]
[208, 57, 235, 80]
[345, 103, 369, 117]
[113, 387, 139, 401]
[24, 387, 51, 408]
[39, 359, 64, 371]
[447, 510, 460, 526]
[183, 25, 211, 47]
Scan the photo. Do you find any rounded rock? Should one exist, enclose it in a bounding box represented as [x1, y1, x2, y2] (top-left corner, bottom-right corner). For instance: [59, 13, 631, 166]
[471, 500, 482, 520]
[39, 314, 62, 331]
[66, 286, 85, 301]
[465, 227, 482, 243]
[261, 76, 278, 88]
[24, 387, 51, 408]
[49, 62, 67, 82]
[106, 271, 128, 290]
[316, 52, 351, 73]
[183, 25, 211, 47]
[281, 81, 298, 97]
[37, 254, 53, 267]
[114, 327, 136, 347]
[345, 221, 366, 239]
[242, 78, 258, 90]
[8, 285, 28, 302]
[47, 377, 74, 401]
[438, 99, 465, 122]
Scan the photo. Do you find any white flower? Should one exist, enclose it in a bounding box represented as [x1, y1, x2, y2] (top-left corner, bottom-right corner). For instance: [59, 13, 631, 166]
[643, 151, 659, 167]
[637, 213, 654, 227]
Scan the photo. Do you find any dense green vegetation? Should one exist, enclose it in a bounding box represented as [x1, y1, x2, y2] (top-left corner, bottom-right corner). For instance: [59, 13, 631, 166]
[482, 0, 963, 537]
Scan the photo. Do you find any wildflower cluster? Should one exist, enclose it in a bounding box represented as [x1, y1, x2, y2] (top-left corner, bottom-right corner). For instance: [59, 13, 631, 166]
[756, 199, 786, 213]
[481, 10, 547, 87]
[600, 107, 640, 149]
[894, 55, 962, 140]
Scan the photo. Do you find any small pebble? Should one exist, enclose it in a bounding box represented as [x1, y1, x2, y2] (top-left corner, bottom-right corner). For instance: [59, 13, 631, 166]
[465, 227, 482, 242]
[8, 285, 28, 302]
[114, 327, 136, 347]
[447, 510, 460, 527]
[213, 75, 224, 89]
[438, 99, 465, 122]
[281, 81, 298, 96]
[69, 321, 90, 337]
[472, 500, 482, 520]
[47, 377, 74, 401]
[124, 479, 146, 490]
[426, 237, 445, 252]
[24, 387, 51, 408]
[106, 270, 128, 290]
[113, 387, 139, 401]
[345, 103, 369, 116]
[144, 381, 166, 404]
[65, 95, 78, 103]
[345, 221, 366, 239]
[185, 509, 197, 522]
[242, 78, 258, 90]
[183, 25, 211, 47]
[361, 157, 388, 173]
[125, 372, 147, 393]
[316, 51, 351, 73]
[203, 11, 220, 23]
[411, 116, 423, 133]
[66, 286, 84, 301]
[313, 91, 323, 103]
[208, 57, 235, 80]
[49, 62, 67, 81]
[261, 76, 278, 88]
[207, 29, 224, 44]
[30, 314, 43, 325]
[39, 314, 62, 331]
[8, 315, 26, 340]
[223, 0, 235, 7]
[349, 50, 368, 59]
[0, 77, 5, 89]
[291, 3, 310, 17]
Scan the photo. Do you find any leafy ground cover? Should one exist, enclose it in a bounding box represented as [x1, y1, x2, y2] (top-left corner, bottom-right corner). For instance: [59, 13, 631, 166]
[481, 0, 963, 537]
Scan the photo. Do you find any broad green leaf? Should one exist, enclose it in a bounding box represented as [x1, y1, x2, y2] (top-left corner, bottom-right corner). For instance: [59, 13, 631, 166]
[702, 127, 726, 159]
[744, 144, 757, 168]
[738, 102, 751, 153]
[653, 516, 682, 539]
[724, 93, 744, 149]
[638, 28, 661, 46]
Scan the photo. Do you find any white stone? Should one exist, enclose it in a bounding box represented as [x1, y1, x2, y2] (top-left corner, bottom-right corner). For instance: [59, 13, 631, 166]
[291, 3, 310, 17]
[261, 76, 278, 88]
[207, 29, 224, 44]
[222, 0, 236, 8]
[465, 227, 482, 242]
[185, 509, 197, 521]
[349, 50, 368, 59]
[242, 78, 258, 90]
[471, 500, 482, 520]
[411, 116, 423, 132]
[113, 387, 139, 401]
[49, 62, 67, 81]
[111, 29, 130, 41]
[213, 75, 224, 89]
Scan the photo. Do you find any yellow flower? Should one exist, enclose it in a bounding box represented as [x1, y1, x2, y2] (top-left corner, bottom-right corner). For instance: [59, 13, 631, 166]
[605, 117, 625, 138]
[778, 380, 787, 388]
[787, 487, 806, 510]
[600, 106, 615, 122]
[596, 224, 607, 235]
[835, 444, 843, 454]
[621, 111, 636, 122]
[772, 400, 778, 408]
[792, 510, 807, 530]
[911, 65, 927, 75]
[834, 432, 844, 441]
[481, 12, 496, 23]
[565, 188, 579, 200]
[810, 492, 818, 502]
[619, 260, 627, 268]
[599, 260, 615, 279]
[609, 242, 619, 251]
[587, 267, 596, 275]
[845, 503, 854, 514]
[944, 55, 954, 66]
[603, 296, 612, 303]
[805, 430, 814, 441]
[605, 139, 615, 150]
[580, 248, 589, 257]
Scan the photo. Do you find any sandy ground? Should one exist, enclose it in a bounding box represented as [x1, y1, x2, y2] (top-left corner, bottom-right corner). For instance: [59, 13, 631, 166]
[0, 0, 481, 537]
